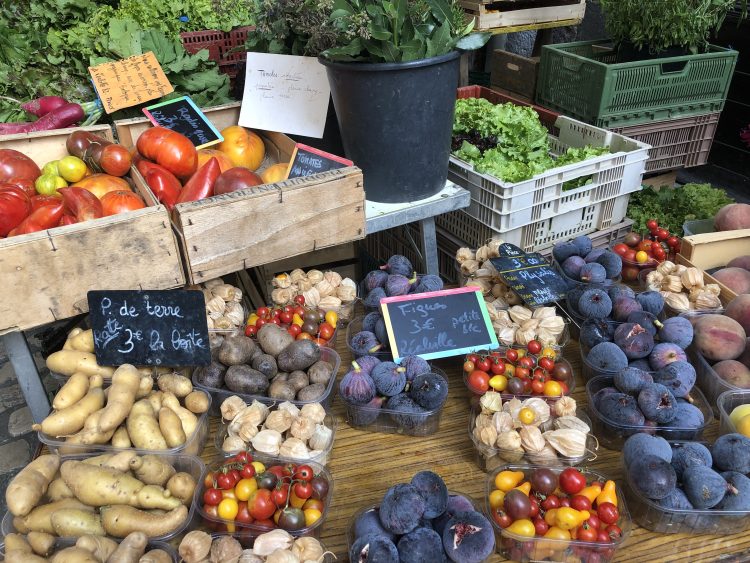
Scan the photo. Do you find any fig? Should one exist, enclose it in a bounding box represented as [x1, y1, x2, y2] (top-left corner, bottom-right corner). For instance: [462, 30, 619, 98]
[339, 361, 376, 405]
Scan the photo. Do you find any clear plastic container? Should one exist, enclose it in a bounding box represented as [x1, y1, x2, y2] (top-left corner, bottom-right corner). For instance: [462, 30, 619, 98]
[193, 346, 340, 417]
[38, 388, 212, 457]
[486, 464, 631, 562]
[621, 453, 750, 534]
[339, 368, 448, 436]
[210, 532, 335, 559]
[717, 389, 750, 436]
[246, 306, 339, 348]
[689, 344, 743, 411]
[469, 408, 598, 472]
[214, 412, 337, 466]
[639, 269, 724, 317]
[195, 454, 332, 538]
[0, 538, 178, 562]
[1, 452, 203, 541]
[586, 375, 713, 448]
[346, 315, 393, 361]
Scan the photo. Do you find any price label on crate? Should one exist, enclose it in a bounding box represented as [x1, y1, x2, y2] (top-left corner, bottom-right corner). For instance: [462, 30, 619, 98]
[491, 244, 568, 307]
[87, 290, 211, 367]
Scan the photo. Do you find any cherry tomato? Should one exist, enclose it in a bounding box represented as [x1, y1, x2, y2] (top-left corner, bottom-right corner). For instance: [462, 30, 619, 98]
[279, 311, 293, 324]
[294, 481, 313, 500]
[235, 477, 259, 501]
[257, 306, 270, 318]
[235, 501, 252, 524]
[287, 324, 302, 337]
[294, 465, 314, 482]
[656, 227, 669, 241]
[528, 495, 540, 518]
[490, 358, 505, 374]
[283, 304, 295, 313]
[518, 356, 535, 369]
[638, 240, 654, 253]
[491, 509, 512, 529]
[527, 340, 542, 354]
[240, 323, 254, 336]
[576, 524, 597, 542]
[606, 524, 623, 540]
[269, 317, 281, 326]
[303, 498, 325, 512]
[533, 515, 549, 536]
[533, 367, 546, 380]
[463, 360, 475, 373]
[476, 357, 491, 372]
[216, 473, 235, 490]
[467, 370, 490, 394]
[597, 502, 619, 525]
[294, 295, 306, 305]
[559, 497, 571, 508]
[203, 488, 222, 506]
[272, 484, 290, 506]
[531, 379, 545, 394]
[586, 514, 602, 530]
[506, 349, 519, 363]
[515, 367, 530, 380]
[217, 497, 239, 521]
[241, 464, 256, 479]
[255, 318, 267, 329]
[597, 529, 612, 543]
[624, 249, 637, 262]
[297, 332, 314, 340]
[646, 219, 658, 232]
[652, 246, 666, 261]
[467, 354, 480, 364]
[559, 468, 586, 495]
[203, 471, 215, 489]
[667, 235, 680, 248]
[293, 305, 306, 317]
[571, 495, 592, 511]
[221, 489, 236, 500]
[537, 356, 555, 372]
[318, 322, 335, 340]
[541, 495, 560, 511]
[613, 243, 629, 256]
[248, 489, 276, 521]
[268, 465, 292, 482]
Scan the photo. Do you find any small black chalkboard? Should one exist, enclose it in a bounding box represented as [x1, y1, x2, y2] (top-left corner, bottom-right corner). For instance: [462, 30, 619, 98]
[143, 96, 223, 149]
[286, 143, 353, 179]
[87, 290, 211, 367]
[490, 243, 568, 307]
[380, 287, 498, 362]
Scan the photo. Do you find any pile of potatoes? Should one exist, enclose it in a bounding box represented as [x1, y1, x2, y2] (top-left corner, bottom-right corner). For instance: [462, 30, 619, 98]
[2, 531, 172, 563]
[40, 329, 209, 453]
[5, 453, 196, 541]
[194, 324, 336, 403]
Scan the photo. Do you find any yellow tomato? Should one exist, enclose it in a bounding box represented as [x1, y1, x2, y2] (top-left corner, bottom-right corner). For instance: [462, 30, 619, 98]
[635, 251, 649, 264]
[261, 162, 290, 184]
[489, 489, 506, 510]
[506, 518, 535, 538]
[489, 374, 508, 391]
[246, 314, 259, 327]
[304, 508, 323, 527]
[543, 380, 563, 397]
[541, 347, 556, 359]
[289, 489, 306, 509]
[251, 461, 266, 474]
[57, 156, 87, 183]
[544, 526, 571, 540]
[234, 478, 258, 501]
[217, 126, 266, 170]
[518, 407, 536, 425]
[324, 310, 338, 328]
[516, 349, 527, 358]
[554, 507, 589, 531]
[217, 498, 238, 520]
[494, 470, 525, 492]
[292, 313, 304, 326]
[35, 174, 65, 196]
[514, 481, 531, 496]
[42, 161, 59, 176]
[505, 364, 515, 377]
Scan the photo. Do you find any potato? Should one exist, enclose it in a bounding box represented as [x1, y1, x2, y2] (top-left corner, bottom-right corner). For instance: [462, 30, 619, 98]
[47, 478, 74, 501]
[61, 409, 116, 450]
[217, 335, 257, 366]
[61, 460, 144, 506]
[5, 550, 47, 563]
[130, 455, 176, 487]
[145, 391, 163, 413]
[4, 533, 32, 552]
[193, 361, 226, 389]
[101, 505, 188, 538]
[225, 365, 269, 394]
[287, 370, 309, 392]
[99, 364, 142, 432]
[251, 354, 278, 378]
[51, 508, 105, 537]
[277, 340, 321, 372]
[27, 531, 56, 556]
[46, 350, 115, 378]
[136, 375, 154, 399]
[139, 548, 173, 563]
[106, 531, 148, 563]
[165, 472, 196, 505]
[135, 485, 182, 510]
[5, 453, 60, 516]
[76, 535, 118, 562]
[157, 373, 193, 398]
[158, 407, 186, 447]
[14, 499, 93, 534]
[268, 379, 296, 400]
[102, 451, 138, 473]
[112, 426, 132, 448]
[63, 328, 82, 350]
[161, 393, 198, 437]
[69, 329, 95, 353]
[127, 401, 168, 450]
[296, 383, 326, 402]
[53, 372, 90, 410]
[308, 360, 333, 385]
[34, 383, 105, 437]
[184, 390, 210, 414]
[257, 323, 294, 357]
[50, 546, 101, 562]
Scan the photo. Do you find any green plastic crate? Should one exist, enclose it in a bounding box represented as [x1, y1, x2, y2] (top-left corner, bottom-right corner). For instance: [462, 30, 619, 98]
[536, 40, 738, 128]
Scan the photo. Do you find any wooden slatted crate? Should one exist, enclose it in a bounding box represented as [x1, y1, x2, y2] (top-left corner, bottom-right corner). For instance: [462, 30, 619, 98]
[462, 0, 586, 31]
[0, 126, 185, 334]
[115, 103, 366, 285]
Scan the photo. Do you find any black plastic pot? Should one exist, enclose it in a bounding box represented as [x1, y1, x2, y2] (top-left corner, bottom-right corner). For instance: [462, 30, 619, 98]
[320, 51, 461, 204]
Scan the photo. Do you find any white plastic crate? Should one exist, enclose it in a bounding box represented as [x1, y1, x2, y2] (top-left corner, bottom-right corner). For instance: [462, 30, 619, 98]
[436, 191, 633, 254]
[449, 116, 650, 232]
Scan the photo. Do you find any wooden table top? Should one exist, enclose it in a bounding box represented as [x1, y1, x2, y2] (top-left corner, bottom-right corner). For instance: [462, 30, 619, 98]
[200, 329, 750, 562]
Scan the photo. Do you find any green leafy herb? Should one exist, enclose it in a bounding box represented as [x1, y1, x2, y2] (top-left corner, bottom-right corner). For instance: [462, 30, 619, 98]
[627, 183, 734, 235]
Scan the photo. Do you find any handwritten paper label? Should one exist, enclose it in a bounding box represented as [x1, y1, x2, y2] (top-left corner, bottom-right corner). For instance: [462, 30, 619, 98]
[89, 52, 173, 114]
[286, 143, 353, 179]
[143, 96, 223, 149]
[239, 53, 330, 138]
[380, 287, 498, 362]
[87, 290, 210, 366]
[491, 244, 568, 307]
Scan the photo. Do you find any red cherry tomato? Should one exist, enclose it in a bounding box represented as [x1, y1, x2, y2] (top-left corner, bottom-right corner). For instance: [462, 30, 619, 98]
[244, 325, 257, 337]
[538, 357, 555, 372]
[235, 501, 252, 524]
[467, 370, 490, 394]
[232, 452, 249, 463]
[531, 379, 545, 394]
[255, 318, 267, 329]
[612, 243, 629, 256]
[492, 509, 512, 529]
[656, 227, 669, 241]
[505, 349, 519, 363]
[623, 249, 637, 262]
[597, 529, 612, 543]
[490, 358, 506, 375]
[571, 495, 592, 511]
[515, 367, 530, 380]
[586, 514, 602, 530]
[203, 488, 222, 506]
[646, 219, 658, 232]
[528, 495, 540, 518]
[576, 524, 598, 542]
[467, 354, 480, 364]
[606, 524, 623, 540]
[475, 357, 491, 372]
[293, 481, 313, 500]
[294, 295, 306, 305]
[463, 360, 475, 373]
[541, 495, 560, 511]
[559, 468, 586, 495]
[248, 489, 276, 520]
[216, 473, 235, 490]
[652, 246, 666, 261]
[527, 340, 542, 354]
[597, 502, 619, 525]
[667, 235, 680, 249]
[240, 464, 256, 479]
[518, 356, 535, 369]
[294, 465, 314, 482]
[318, 322, 335, 341]
[228, 469, 241, 486]
[287, 324, 302, 337]
[533, 515, 549, 536]
[272, 484, 290, 506]
[559, 497, 571, 508]
[257, 306, 270, 318]
[279, 311, 293, 324]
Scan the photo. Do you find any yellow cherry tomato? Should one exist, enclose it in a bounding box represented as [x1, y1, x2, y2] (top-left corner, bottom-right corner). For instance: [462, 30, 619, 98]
[246, 314, 259, 326]
[516, 349, 527, 358]
[543, 380, 563, 397]
[514, 481, 532, 496]
[57, 156, 87, 183]
[324, 310, 338, 328]
[494, 470, 525, 492]
[217, 497, 239, 520]
[518, 407, 536, 425]
[541, 347, 556, 359]
[506, 518, 535, 538]
[505, 364, 515, 377]
[304, 508, 323, 527]
[489, 489, 506, 510]
[289, 489, 306, 509]
[544, 526, 571, 540]
[554, 507, 590, 531]
[221, 489, 236, 500]
[234, 478, 258, 501]
[292, 313, 304, 326]
[489, 374, 508, 391]
[635, 250, 649, 264]
[251, 461, 266, 474]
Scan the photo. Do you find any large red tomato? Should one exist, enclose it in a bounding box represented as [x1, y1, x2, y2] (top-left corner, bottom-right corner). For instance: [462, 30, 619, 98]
[72, 174, 131, 200]
[101, 190, 146, 216]
[247, 489, 276, 521]
[3, 177, 35, 198]
[214, 167, 263, 195]
[0, 149, 41, 183]
[136, 127, 197, 180]
[0, 185, 31, 237]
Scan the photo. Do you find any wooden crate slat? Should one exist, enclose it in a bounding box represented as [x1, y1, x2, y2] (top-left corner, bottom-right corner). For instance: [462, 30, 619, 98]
[463, 0, 585, 30]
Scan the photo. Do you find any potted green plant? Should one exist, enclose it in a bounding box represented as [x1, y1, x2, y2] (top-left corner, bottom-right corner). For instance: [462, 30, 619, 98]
[596, 0, 747, 60]
[317, 0, 489, 203]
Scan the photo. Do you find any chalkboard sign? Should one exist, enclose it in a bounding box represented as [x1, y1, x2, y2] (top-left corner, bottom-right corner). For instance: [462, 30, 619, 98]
[286, 143, 353, 179]
[143, 96, 223, 149]
[87, 290, 211, 367]
[380, 287, 498, 362]
[490, 243, 568, 308]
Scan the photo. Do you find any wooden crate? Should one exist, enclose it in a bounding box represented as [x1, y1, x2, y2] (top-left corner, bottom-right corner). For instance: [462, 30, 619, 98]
[462, 0, 586, 31]
[491, 50, 540, 101]
[677, 228, 750, 304]
[114, 103, 366, 285]
[0, 126, 185, 334]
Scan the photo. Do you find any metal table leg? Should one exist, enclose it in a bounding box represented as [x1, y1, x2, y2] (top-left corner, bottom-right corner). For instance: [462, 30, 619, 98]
[419, 217, 440, 277]
[2, 331, 49, 424]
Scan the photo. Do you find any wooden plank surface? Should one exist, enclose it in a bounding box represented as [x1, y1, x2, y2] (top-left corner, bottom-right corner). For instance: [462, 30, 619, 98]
[197, 306, 750, 561]
[463, 0, 585, 31]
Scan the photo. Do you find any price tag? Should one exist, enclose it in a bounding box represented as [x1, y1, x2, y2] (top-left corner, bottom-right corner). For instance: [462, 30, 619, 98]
[491, 244, 568, 307]
[286, 143, 353, 179]
[143, 96, 223, 149]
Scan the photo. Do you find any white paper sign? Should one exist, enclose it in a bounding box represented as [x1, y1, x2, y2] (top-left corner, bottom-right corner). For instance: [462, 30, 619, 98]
[238, 53, 330, 138]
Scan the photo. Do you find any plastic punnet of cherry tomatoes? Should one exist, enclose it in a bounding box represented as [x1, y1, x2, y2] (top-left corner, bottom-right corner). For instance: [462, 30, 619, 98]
[246, 305, 336, 344]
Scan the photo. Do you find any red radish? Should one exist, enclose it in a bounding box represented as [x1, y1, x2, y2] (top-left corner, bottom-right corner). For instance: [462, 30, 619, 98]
[0, 103, 84, 135]
[21, 96, 68, 117]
